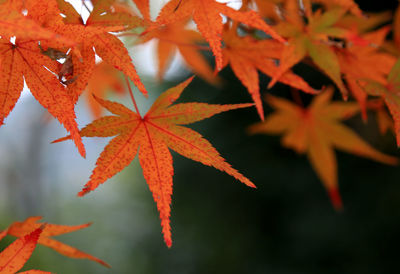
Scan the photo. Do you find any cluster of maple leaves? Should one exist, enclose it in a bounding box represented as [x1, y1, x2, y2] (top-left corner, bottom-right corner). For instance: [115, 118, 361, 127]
[0, 217, 109, 273]
[1, 0, 400, 270]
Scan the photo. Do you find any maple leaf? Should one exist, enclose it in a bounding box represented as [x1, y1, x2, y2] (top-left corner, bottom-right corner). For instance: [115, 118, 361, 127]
[248, 89, 398, 209]
[0, 38, 85, 157]
[222, 24, 318, 119]
[269, 3, 350, 98]
[154, 0, 285, 71]
[363, 58, 400, 146]
[0, 226, 50, 274]
[54, 77, 255, 247]
[5, 216, 109, 268]
[49, 0, 147, 102]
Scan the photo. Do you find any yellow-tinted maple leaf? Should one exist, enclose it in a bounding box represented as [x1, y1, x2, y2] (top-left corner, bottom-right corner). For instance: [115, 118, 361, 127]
[248, 89, 398, 209]
[6, 216, 109, 267]
[0, 226, 51, 274]
[0, 38, 85, 157]
[270, 3, 350, 98]
[222, 25, 318, 120]
[154, 0, 285, 71]
[54, 77, 255, 246]
[363, 59, 400, 146]
[86, 61, 125, 118]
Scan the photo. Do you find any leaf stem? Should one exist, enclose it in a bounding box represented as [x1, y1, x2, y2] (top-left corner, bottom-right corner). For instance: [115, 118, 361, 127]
[125, 76, 142, 117]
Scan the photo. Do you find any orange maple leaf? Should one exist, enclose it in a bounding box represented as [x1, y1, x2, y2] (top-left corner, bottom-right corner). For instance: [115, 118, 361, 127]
[0, 226, 51, 274]
[54, 77, 255, 247]
[0, 38, 85, 157]
[222, 24, 318, 119]
[5, 216, 109, 268]
[248, 89, 398, 209]
[50, 0, 146, 102]
[77, 0, 145, 97]
[153, 0, 285, 71]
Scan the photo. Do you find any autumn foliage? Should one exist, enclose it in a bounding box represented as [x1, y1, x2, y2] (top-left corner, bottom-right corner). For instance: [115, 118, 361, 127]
[1, 0, 400, 271]
[0, 217, 107, 273]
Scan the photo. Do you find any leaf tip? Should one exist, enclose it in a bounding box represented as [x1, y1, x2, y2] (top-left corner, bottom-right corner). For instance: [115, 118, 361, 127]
[79, 148, 87, 159]
[257, 107, 265, 121]
[165, 238, 172, 248]
[186, 75, 195, 83]
[99, 260, 112, 268]
[51, 135, 72, 144]
[267, 79, 277, 89]
[247, 181, 257, 188]
[77, 188, 90, 197]
[328, 188, 343, 211]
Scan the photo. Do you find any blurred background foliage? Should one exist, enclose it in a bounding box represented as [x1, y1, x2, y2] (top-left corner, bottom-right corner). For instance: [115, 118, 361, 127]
[1, 0, 400, 273]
